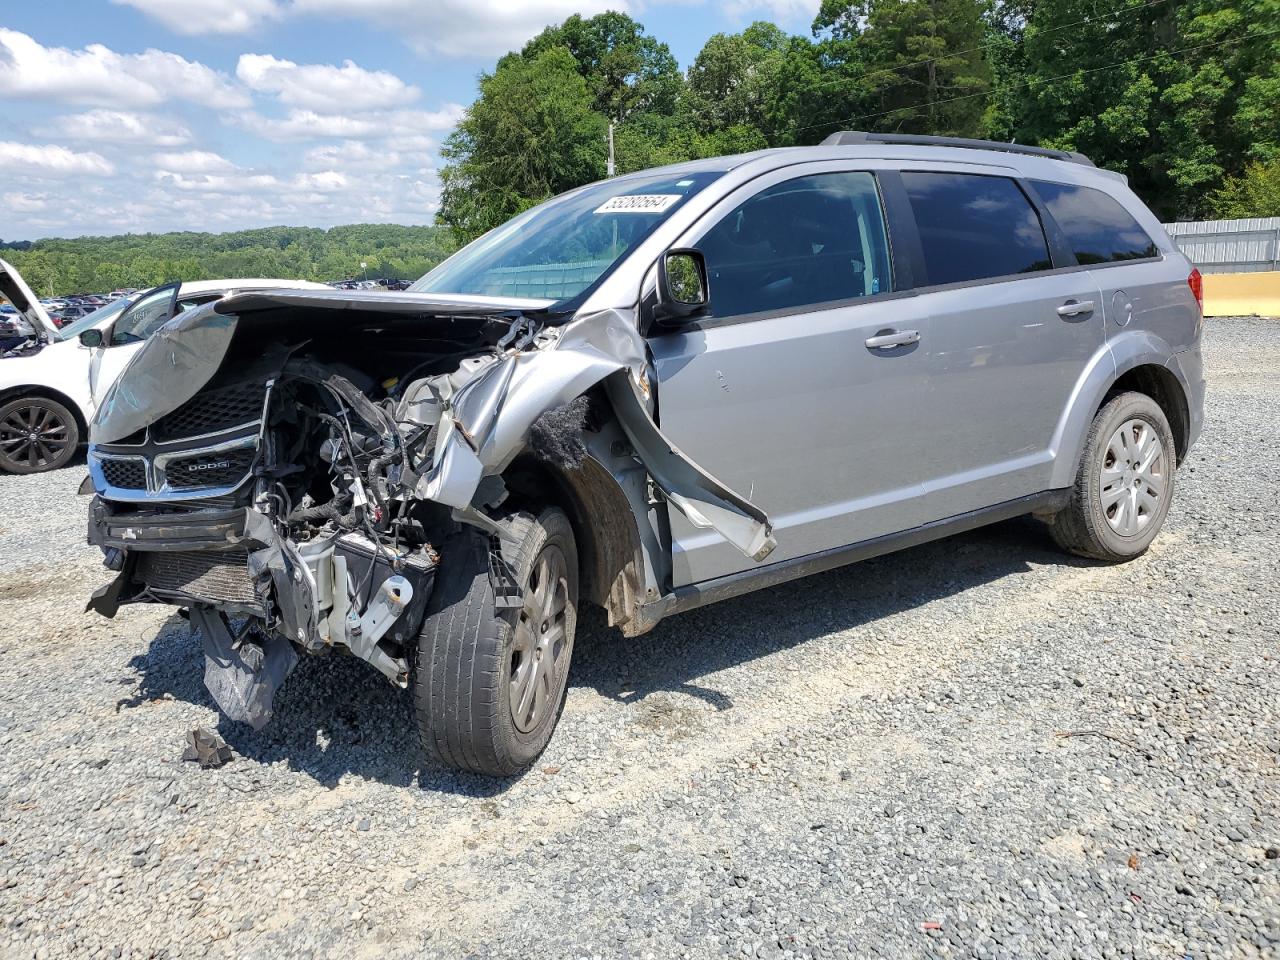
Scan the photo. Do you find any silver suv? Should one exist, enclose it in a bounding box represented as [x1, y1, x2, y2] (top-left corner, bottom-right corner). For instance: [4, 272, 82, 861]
[86, 132, 1204, 777]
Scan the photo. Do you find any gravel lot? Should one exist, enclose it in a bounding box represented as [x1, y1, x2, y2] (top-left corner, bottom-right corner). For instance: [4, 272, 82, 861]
[2, 318, 1277, 960]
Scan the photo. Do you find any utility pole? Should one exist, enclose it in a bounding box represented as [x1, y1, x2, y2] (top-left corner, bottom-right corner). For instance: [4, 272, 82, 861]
[607, 122, 616, 178]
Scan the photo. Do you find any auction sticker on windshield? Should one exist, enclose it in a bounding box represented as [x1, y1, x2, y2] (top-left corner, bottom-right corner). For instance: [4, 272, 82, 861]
[594, 194, 681, 214]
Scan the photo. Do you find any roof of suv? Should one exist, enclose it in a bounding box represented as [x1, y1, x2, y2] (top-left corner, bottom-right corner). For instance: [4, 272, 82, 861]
[623, 130, 1126, 186]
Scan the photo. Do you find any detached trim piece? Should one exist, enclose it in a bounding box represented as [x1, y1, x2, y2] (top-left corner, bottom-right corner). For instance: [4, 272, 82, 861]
[668, 489, 1069, 615]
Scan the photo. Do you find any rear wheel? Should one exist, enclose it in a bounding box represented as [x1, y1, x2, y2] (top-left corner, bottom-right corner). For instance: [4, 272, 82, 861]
[0, 396, 80, 473]
[414, 507, 578, 777]
[1049, 391, 1176, 562]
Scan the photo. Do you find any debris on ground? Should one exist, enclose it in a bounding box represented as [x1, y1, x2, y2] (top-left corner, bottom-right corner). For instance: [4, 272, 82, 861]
[181, 727, 233, 769]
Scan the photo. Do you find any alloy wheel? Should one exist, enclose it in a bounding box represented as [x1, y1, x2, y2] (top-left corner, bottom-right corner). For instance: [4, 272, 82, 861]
[509, 544, 570, 734]
[1100, 417, 1166, 537]
[0, 402, 72, 471]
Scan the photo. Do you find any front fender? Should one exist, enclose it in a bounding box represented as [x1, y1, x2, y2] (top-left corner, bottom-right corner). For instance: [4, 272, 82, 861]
[421, 309, 776, 563]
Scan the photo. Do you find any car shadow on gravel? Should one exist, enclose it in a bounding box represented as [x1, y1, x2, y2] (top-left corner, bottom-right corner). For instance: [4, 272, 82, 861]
[571, 515, 1086, 711]
[122, 515, 1082, 794]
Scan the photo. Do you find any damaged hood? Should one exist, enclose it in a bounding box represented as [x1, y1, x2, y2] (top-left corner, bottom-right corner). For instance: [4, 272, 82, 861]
[91, 289, 555, 445]
[210, 288, 556, 317]
[0, 257, 57, 340]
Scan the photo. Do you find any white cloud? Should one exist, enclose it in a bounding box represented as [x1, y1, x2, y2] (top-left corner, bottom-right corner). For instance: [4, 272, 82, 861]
[112, 0, 283, 34]
[0, 28, 250, 109]
[3, 192, 49, 213]
[0, 142, 115, 177]
[289, 0, 623, 57]
[236, 53, 420, 113]
[41, 110, 193, 146]
[723, 0, 820, 21]
[152, 150, 238, 173]
[230, 105, 463, 142]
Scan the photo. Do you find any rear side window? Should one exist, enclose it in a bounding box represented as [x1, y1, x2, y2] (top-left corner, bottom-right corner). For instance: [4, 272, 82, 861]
[698, 171, 892, 319]
[901, 172, 1052, 285]
[1030, 180, 1159, 264]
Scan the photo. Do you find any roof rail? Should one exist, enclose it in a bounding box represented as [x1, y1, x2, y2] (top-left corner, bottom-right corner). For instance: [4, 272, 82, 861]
[820, 131, 1095, 167]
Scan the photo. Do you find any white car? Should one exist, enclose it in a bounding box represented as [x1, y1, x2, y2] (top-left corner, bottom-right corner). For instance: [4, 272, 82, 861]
[0, 260, 330, 473]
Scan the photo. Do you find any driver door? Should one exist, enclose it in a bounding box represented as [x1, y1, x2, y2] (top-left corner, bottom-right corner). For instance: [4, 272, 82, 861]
[88, 282, 179, 412]
[647, 166, 934, 586]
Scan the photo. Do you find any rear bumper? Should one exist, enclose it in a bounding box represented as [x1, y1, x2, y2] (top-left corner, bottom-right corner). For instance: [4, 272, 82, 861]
[1168, 344, 1205, 456]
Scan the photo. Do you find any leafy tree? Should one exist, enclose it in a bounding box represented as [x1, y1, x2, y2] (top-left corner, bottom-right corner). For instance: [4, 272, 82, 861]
[1016, 0, 1280, 219]
[3, 225, 455, 297]
[814, 0, 993, 137]
[438, 47, 607, 242]
[520, 13, 682, 121]
[1212, 160, 1280, 218]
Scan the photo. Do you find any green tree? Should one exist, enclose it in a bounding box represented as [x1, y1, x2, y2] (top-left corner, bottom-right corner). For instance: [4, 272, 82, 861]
[1016, 0, 1280, 218]
[814, 0, 994, 137]
[437, 47, 607, 242]
[521, 12, 681, 121]
[1212, 160, 1280, 218]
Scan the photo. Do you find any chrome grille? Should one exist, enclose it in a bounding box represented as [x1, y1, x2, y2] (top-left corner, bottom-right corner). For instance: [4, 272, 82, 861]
[164, 448, 256, 489]
[153, 382, 266, 441]
[99, 458, 147, 490]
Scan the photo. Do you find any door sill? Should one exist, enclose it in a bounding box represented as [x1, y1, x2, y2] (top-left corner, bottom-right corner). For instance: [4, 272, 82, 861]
[666, 489, 1069, 616]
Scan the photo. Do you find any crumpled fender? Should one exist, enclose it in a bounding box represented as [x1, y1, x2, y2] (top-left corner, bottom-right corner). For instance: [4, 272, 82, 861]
[422, 308, 776, 562]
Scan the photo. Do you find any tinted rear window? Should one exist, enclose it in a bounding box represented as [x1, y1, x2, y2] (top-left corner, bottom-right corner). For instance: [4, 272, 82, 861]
[901, 173, 1052, 285]
[1030, 180, 1159, 264]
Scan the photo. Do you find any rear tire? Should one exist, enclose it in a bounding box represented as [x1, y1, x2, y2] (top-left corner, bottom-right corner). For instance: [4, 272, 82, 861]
[414, 507, 578, 777]
[0, 396, 80, 474]
[1049, 391, 1176, 562]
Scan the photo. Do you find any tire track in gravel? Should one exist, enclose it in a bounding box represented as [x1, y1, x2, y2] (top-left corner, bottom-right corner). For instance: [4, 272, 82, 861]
[369, 523, 1241, 942]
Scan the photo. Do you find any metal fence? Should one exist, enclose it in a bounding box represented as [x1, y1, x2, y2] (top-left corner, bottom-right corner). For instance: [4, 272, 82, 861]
[1163, 218, 1280, 274]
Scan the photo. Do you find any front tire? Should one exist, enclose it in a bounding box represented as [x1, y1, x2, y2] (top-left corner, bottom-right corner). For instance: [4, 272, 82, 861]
[0, 396, 80, 473]
[414, 507, 578, 777]
[1049, 391, 1176, 562]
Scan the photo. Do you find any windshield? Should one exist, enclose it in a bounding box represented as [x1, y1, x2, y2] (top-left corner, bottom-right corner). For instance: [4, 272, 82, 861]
[56, 294, 136, 341]
[411, 171, 722, 302]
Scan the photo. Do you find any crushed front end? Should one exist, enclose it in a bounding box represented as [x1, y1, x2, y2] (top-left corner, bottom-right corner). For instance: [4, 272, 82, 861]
[84, 296, 519, 728]
[84, 288, 775, 735]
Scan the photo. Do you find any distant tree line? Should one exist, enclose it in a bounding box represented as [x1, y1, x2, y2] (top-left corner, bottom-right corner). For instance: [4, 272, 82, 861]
[2, 225, 456, 297]
[439, 0, 1280, 241]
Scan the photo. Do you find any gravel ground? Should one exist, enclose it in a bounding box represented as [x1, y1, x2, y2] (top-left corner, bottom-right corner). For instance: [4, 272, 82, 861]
[1, 318, 1277, 960]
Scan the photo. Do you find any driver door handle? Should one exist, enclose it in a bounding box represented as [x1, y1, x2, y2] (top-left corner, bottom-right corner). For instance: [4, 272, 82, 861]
[1057, 300, 1095, 317]
[865, 329, 921, 350]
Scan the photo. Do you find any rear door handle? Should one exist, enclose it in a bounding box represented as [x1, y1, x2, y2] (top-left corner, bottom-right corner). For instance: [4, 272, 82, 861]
[1056, 300, 1095, 317]
[864, 329, 921, 350]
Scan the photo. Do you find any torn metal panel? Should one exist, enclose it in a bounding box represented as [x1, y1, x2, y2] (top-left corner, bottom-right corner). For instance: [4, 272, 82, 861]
[603, 371, 776, 562]
[190, 606, 297, 731]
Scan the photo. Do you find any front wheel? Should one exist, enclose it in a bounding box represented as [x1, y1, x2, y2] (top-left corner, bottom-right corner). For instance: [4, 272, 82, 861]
[414, 507, 578, 777]
[0, 396, 80, 474]
[1049, 391, 1176, 562]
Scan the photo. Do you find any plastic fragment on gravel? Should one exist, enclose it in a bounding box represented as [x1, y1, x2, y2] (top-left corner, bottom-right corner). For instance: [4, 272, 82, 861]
[182, 727, 233, 769]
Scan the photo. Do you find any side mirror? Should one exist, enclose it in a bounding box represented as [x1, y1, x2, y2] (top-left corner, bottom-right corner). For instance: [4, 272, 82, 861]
[79, 329, 104, 348]
[653, 249, 709, 327]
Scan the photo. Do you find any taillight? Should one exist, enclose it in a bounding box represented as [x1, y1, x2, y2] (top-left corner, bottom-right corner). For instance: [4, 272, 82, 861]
[1187, 268, 1203, 313]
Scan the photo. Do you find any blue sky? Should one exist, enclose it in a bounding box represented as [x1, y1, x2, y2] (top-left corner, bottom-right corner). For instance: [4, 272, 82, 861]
[0, 0, 820, 240]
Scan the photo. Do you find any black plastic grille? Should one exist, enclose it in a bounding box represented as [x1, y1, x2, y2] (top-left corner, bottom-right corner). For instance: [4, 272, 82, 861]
[153, 382, 265, 441]
[100, 458, 147, 490]
[137, 549, 258, 606]
[164, 448, 256, 489]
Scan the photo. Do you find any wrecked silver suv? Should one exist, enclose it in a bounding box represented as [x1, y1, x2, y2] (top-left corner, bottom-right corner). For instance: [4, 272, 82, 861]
[87, 133, 1204, 777]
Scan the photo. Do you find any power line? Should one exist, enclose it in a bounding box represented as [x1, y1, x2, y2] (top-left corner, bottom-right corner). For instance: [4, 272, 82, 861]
[797, 23, 1280, 135]
[799, 0, 1174, 100]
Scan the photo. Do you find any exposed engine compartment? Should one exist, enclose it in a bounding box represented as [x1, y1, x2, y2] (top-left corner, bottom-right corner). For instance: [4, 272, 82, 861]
[88, 303, 542, 726]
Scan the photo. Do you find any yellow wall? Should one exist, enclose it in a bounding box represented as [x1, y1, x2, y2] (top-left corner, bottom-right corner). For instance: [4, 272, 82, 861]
[1203, 271, 1280, 317]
